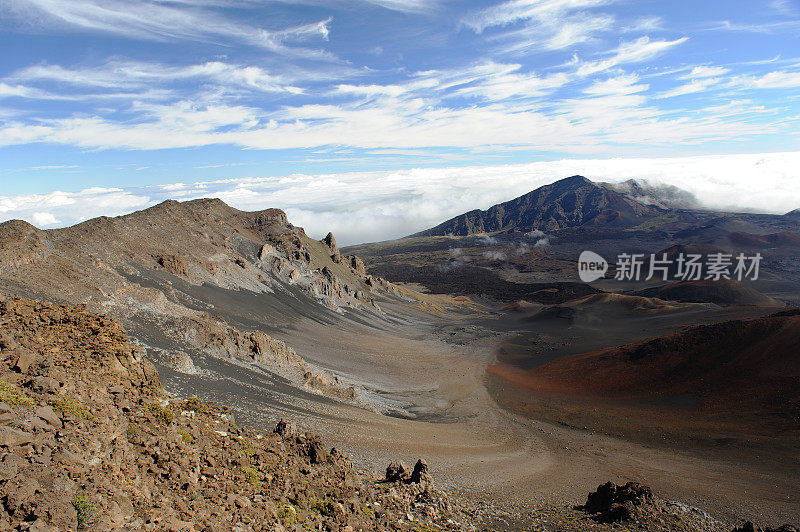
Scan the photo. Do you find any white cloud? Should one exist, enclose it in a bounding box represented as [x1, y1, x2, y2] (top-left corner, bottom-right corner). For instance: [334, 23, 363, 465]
[681, 65, 729, 79]
[622, 16, 662, 32]
[658, 77, 720, 98]
[770, 0, 797, 16]
[2, 0, 333, 58]
[584, 74, 648, 95]
[30, 212, 59, 226]
[3, 153, 799, 245]
[10, 60, 305, 94]
[462, 0, 611, 33]
[0, 93, 761, 151]
[358, 0, 436, 13]
[576, 36, 689, 76]
[733, 70, 800, 89]
[463, 0, 616, 54]
[0, 54, 776, 154]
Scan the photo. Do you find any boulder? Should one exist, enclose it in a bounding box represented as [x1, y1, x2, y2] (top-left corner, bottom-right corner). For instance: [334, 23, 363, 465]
[13, 349, 39, 373]
[0, 333, 17, 352]
[385, 461, 411, 483]
[583, 481, 654, 523]
[308, 439, 328, 465]
[410, 459, 432, 484]
[273, 419, 298, 439]
[35, 405, 62, 429]
[0, 426, 34, 448]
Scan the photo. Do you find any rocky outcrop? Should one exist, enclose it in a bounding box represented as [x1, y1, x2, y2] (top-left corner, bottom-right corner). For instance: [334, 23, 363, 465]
[322, 232, 342, 263]
[172, 313, 354, 399]
[0, 198, 385, 316]
[0, 299, 460, 531]
[733, 522, 799, 532]
[154, 253, 188, 277]
[347, 255, 366, 275]
[384, 459, 432, 486]
[583, 481, 655, 523]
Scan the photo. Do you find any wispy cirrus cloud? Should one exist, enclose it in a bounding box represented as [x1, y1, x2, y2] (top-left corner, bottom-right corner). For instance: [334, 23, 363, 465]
[680, 65, 729, 79]
[462, 0, 611, 33]
[583, 73, 647, 95]
[1, 0, 334, 58]
[657, 77, 720, 99]
[9, 60, 306, 94]
[576, 36, 689, 76]
[463, 0, 616, 53]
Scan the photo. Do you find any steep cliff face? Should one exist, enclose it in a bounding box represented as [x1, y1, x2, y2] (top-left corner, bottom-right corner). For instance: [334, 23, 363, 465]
[415, 175, 664, 236]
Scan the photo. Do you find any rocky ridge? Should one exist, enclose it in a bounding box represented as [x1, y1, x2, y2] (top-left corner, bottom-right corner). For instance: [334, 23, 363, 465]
[0, 199, 404, 404]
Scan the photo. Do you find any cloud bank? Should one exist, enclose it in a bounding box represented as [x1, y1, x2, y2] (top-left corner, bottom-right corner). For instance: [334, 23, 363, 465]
[2, 152, 798, 246]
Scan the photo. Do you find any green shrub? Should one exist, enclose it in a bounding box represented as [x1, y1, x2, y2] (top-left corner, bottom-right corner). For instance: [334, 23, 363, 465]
[184, 396, 210, 414]
[145, 402, 174, 424]
[48, 395, 90, 419]
[177, 429, 193, 444]
[242, 466, 262, 488]
[0, 380, 34, 407]
[311, 498, 336, 517]
[126, 424, 139, 442]
[73, 494, 96, 528]
[276, 505, 297, 525]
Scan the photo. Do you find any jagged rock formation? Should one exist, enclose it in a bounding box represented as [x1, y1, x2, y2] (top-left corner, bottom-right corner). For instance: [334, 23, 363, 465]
[0, 299, 458, 531]
[415, 175, 665, 236]
[321, 232, 341, 263]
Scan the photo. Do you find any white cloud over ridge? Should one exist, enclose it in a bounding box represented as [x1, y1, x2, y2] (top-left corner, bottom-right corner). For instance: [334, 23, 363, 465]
[2, 153, 799, 245]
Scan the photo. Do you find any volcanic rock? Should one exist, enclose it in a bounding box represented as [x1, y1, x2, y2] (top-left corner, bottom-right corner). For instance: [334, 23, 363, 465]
[410, 459, 432, 484]
[583, 481, 655, 523]
[733, 522, 800, 532]
[385, 461, 411, 483]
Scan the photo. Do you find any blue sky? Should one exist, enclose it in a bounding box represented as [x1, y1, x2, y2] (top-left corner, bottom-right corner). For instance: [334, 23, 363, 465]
[1, 0, 799, 241]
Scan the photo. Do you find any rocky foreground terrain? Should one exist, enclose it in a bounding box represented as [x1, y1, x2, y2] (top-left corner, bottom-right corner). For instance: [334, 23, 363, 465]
[0, 297, 793, 531]
[0, 298, 454, 531]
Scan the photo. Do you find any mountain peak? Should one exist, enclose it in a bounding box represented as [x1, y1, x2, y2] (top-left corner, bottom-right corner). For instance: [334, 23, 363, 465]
[414, 175, 662, 237]
[562, 174, 591, 183]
